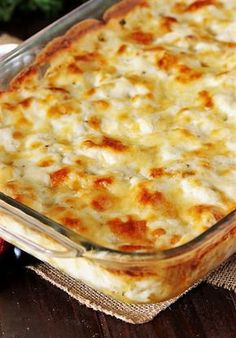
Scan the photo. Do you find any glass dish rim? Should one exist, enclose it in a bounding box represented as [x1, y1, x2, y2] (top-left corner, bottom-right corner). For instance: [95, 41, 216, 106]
[0, 0, 235, 262]
[0, 192, 234, 261]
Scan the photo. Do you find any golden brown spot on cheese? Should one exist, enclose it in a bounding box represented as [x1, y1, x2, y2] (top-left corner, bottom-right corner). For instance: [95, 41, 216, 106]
[91, 193, 113, 211]
[157, 53, 178, 71]
[2, 102, 15, 110]
[64, 197, 77, 205]
[88, 116, 101, 130]
[29, 141, 43, 149]
[14, 194, 36, 207]
[176, 65, 202, 83]
[204, 142, 215, 149]
[61, 216, 86, 232]
[47, 105, 60, 117]
[85, 87, 96, 97]
[102, 136, 128, 151]
[170, 234, 181, 245]
[48, 87, 69, 94]
[71, 180, 81, 191]
[201, 160, 211, 169]
[47, 103, 74, 117]
[75, 159, 82, 165]
[118, 112, 129, 122]
[186, 34, 196, 41]
[179, 127, 195, 138]
[185, 0, 215, 12]
[117, 44, 127, 54]
[93, 99, 110, 110]
[151, 167, 195, 179]
[15, 194, 25, 203]
[94, 176, 113, 188]
[67, 63, 82, 74]
[139, 0, 149, 8]
[172, 2, 186, 13]
[160, 16, 178, 33]
[181, 170, 195, 178]
[144, 45, 165, 52]
[152, 228, 166, 238]
[37, 158, 55, 167]
[139, 188, 165, 206]
[55, 205, 67, 213]
[50, 167, 69, 187]
[226, 42, 236, 48]
[199, 90, 214, 108]
[108, 216, 147, 240]
[150, 167, 165, 178]
[19, 98, 32, 108]
[84, 136, 128, 152]
[129, 31, 154, 45]
[13, 131, 23, 139]
[17, 116, 31, 126]
[75, 52, 100, 62]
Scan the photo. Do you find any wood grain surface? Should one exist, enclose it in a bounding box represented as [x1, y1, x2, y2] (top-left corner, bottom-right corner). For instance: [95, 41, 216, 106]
[0, 249, 235, 338]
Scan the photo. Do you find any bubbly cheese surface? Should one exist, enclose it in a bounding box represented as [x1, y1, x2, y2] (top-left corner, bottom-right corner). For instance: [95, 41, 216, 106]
[1, 0, 236, 252]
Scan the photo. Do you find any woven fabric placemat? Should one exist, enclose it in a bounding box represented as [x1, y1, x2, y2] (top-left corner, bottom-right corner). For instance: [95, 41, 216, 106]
[27, 254, 235, 324]
[206, 254, 236, 292]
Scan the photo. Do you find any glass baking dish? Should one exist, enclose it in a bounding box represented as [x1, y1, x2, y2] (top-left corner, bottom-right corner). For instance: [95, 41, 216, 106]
[0, 0, 235, 304]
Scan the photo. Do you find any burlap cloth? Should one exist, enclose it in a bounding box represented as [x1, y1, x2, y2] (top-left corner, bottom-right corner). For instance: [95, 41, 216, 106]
[0, 34, 235, 324]
[26, 255, 235, 324]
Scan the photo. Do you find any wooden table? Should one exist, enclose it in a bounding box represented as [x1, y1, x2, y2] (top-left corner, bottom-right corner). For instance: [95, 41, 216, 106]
[0, 249, 235, 338]
[0, 5, 235, 338]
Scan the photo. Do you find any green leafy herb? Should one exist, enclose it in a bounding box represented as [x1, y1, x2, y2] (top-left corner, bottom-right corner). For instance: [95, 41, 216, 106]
[0, 0, 20, 22]
[0, 0, 65, 22]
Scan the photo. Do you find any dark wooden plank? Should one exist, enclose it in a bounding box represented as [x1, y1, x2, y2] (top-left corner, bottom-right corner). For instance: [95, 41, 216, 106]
[0, 268, 101, 338]
[96, 283, 236, 338]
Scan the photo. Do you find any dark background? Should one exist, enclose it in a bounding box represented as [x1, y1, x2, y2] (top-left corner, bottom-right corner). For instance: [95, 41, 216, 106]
[0, 1, 85, 40]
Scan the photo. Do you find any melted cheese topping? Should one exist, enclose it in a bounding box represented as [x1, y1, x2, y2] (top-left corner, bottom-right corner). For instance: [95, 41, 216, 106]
[1, 0, 236, 252]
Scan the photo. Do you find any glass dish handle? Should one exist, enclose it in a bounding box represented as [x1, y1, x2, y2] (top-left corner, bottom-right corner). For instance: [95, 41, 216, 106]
[0, 194, 82, 258]
[0, 223, 77, 258]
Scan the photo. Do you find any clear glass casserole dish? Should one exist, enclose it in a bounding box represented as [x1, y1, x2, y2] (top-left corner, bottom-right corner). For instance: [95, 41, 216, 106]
[0, 0, 235, 304]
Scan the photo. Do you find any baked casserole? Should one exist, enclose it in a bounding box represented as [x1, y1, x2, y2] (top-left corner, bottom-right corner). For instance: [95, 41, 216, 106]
[0, 0, 235, 303]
